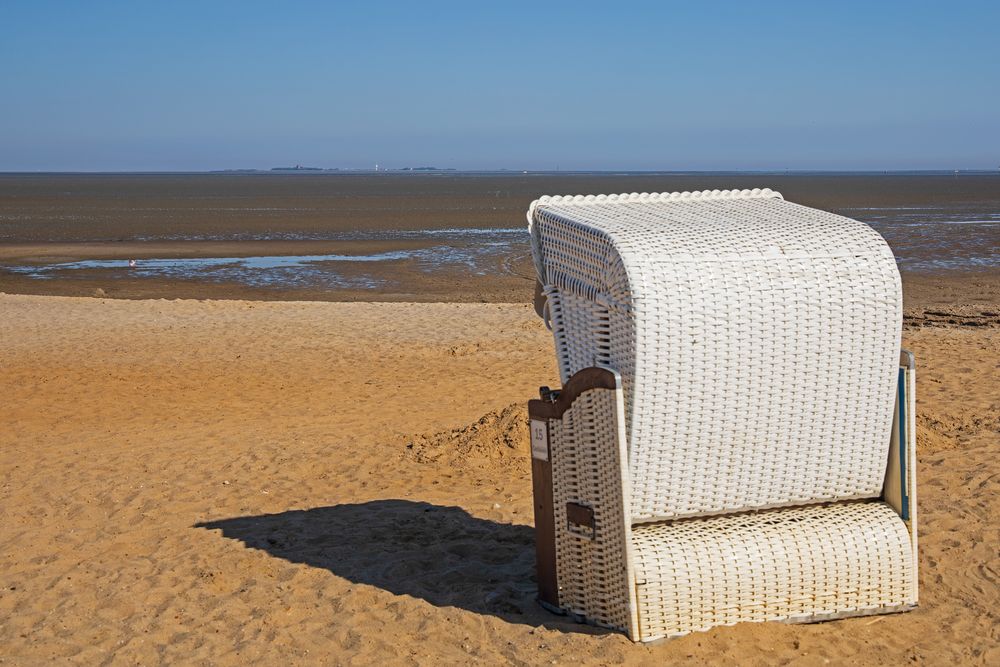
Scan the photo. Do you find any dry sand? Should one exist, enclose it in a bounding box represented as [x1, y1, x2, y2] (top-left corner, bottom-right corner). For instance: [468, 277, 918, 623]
[1, 290, 998, 665]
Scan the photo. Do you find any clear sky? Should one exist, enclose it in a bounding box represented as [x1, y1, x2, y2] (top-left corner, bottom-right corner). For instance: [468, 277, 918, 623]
[1, 1, 998, 171]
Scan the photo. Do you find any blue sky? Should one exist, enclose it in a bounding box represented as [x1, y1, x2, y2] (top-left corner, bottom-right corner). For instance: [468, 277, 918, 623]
[1, 1, 998, 171]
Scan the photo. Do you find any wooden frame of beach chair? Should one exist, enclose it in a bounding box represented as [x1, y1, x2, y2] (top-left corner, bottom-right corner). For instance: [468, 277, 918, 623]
[526, 190, 918, 642]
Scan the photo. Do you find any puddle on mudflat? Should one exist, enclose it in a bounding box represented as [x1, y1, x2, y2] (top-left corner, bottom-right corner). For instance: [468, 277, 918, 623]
[6, 242, 522, 291]
[838, 207, 1000, 272]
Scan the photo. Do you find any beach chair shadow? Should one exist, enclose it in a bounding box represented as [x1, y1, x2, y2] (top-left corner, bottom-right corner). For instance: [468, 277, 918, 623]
[195, 499, 605, 632]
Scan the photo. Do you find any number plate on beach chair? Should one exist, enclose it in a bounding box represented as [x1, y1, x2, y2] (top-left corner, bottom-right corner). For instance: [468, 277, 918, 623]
[566, 502, 596, 539]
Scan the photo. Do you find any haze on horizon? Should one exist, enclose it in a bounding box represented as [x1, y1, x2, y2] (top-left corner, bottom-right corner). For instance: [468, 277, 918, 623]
[1, 1, 998, 172]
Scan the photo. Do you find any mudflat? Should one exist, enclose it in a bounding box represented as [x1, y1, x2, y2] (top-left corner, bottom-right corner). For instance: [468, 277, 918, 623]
[1, 173, 998, 301]
[3, 172, 999, 241]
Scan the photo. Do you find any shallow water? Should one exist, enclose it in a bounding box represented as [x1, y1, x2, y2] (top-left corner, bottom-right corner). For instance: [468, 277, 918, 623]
[7, 231, 521, 290]
[843, 206, 1000, 271]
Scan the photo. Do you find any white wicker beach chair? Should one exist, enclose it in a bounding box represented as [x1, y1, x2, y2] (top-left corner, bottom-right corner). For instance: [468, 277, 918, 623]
[526, 189, 917, 642]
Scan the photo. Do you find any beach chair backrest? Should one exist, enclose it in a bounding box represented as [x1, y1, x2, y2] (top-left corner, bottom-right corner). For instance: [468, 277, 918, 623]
[529, 190, 902, 523]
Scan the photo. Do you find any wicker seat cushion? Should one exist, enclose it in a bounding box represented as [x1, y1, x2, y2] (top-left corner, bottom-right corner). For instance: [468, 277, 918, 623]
[630, 501, 914, 641]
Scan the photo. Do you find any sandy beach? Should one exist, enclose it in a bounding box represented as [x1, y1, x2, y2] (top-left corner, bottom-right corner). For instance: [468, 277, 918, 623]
[1, 280, 997, 665]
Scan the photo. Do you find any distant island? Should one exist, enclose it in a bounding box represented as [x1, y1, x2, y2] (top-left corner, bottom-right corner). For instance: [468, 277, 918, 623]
[266, 166, 457, 172]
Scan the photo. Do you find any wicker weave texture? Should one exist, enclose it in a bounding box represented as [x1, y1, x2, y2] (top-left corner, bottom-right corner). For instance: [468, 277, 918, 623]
[630, 501, 915, 641]
[529, 190, 902, 522]
[549, 386, 637, 635]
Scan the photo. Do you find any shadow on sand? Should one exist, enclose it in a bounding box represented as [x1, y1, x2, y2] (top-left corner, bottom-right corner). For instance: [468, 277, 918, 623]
[196, 499, 604, 632]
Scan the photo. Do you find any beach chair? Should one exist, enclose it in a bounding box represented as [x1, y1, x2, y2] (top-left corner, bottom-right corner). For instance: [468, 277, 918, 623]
[526, 189, 917, 642]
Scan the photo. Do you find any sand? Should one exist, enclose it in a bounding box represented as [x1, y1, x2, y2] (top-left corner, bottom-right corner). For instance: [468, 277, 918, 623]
[1, 285, 997, 666]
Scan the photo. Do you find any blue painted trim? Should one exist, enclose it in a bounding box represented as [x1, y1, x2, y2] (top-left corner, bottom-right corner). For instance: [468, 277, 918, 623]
[897, 368, 910, 521]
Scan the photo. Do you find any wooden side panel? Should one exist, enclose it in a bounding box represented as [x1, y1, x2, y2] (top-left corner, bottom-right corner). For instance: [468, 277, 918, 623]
[526, 367, 621, 610]
[529, 414, 558, 608]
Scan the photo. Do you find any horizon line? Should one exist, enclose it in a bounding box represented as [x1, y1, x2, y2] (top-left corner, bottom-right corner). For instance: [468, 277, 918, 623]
[1, 168, 999, 176]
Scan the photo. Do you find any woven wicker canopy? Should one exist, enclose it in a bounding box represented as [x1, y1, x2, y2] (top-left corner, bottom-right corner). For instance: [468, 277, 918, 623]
[529, 189, 902, 522]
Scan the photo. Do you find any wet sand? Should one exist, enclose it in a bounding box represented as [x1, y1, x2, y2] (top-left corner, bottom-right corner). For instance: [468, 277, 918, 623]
[1, 238, 997, 309]
[1, 290, 997, 665]
[0, 240, 537, 302]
